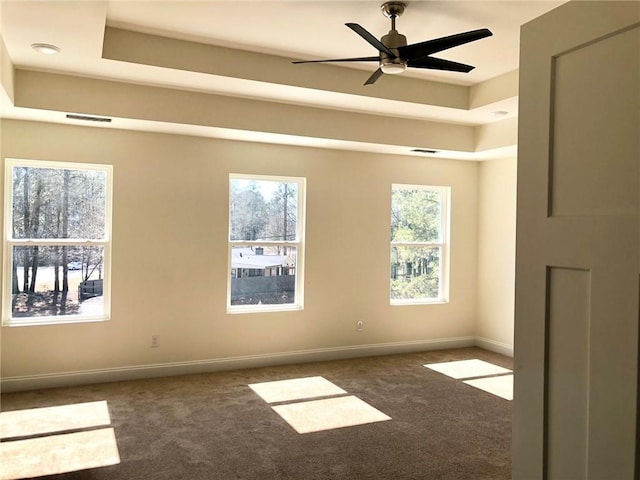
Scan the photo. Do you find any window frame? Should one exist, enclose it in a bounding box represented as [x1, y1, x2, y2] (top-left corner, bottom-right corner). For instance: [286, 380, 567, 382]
[390, 183, 450, 305]
[2, 158, 113, 326]
[227, 173, 306, 314]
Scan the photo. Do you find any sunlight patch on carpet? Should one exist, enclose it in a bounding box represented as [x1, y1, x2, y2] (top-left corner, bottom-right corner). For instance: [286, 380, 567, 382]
[0, 401, 111, 440]
[424, 359, 511, 379]
[464, 374, 514, 401]
[249, 376, 347, 403]
[272, 395, 391, 434]
[0, 428, 120, 480]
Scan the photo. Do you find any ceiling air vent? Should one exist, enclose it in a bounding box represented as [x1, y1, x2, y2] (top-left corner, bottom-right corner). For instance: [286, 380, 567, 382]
[411, 149, 438, 154]
[66, 114, 112, 123]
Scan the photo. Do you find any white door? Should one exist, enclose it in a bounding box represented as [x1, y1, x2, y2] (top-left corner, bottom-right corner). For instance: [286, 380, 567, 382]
[514, 1, 640, 479]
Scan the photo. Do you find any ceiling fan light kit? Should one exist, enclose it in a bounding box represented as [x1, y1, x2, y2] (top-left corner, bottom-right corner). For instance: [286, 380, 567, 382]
[379, 3, 408, 75]
[293, 1, 493, 85]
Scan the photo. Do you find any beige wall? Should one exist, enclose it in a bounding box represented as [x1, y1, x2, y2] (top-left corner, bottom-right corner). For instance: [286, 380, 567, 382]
[476, 157, 516, 354]
[1, 119, 484, 384]
[0, 34, 13, 103]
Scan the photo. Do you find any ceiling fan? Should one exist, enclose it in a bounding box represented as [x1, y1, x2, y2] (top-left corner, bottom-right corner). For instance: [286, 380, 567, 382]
[293, 1, 493, 85]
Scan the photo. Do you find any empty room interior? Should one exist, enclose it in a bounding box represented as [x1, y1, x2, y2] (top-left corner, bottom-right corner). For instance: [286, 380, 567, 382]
[1, 0, 620, 479]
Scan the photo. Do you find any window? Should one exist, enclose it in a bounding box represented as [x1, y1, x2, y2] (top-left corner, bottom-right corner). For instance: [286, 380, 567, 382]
[228, 174, 305, 312]
[2, 159, 112, 325]
[390, 184, 449, 304]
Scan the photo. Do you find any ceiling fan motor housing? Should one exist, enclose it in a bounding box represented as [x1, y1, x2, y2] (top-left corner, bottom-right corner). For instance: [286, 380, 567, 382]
[380, 30, 407, 73]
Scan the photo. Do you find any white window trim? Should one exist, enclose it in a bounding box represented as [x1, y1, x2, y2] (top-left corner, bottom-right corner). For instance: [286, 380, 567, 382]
[390, 183, 450, 306]
[227, 173, 306, 314]
[2, 158, 113, 326]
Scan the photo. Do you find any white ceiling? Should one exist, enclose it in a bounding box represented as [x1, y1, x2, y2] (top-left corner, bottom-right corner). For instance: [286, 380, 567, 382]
[105, 1, 559, 85]
[0, 0, 565, 159]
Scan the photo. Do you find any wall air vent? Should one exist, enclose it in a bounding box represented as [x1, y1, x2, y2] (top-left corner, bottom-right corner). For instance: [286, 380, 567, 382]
[411, 149, 438, 154]
[66, 114, 112, 123]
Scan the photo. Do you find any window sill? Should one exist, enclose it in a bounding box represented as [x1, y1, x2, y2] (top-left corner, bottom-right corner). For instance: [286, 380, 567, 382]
[2, 315, 110, 327]
[390, 299, 449, 306]
[227, 304, 303, 315]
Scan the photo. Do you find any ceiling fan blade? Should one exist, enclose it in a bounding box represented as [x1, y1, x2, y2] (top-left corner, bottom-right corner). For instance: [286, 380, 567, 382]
[345, 23, 396, 57]
[398, 28, 492, 59]
[293, 56, 380, 64]
[364, 68, 384, 86]
[408, 56, 475, 73]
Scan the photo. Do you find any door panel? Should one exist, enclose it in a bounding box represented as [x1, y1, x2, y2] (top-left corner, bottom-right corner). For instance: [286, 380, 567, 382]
[550, 27, 639, 217]
[546, 267, 590, 478]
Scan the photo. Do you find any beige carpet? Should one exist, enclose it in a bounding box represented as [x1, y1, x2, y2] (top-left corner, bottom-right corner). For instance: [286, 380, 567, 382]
[1, 347, 513, 479]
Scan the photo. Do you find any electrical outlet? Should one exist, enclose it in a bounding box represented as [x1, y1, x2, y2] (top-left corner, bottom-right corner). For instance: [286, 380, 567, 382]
[356, 320, 364, 332]
[151, 334, 160, 348]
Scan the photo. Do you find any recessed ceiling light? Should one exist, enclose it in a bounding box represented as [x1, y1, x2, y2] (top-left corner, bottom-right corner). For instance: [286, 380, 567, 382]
[491, 110, 509, 117]
[31, 43, 61, 55]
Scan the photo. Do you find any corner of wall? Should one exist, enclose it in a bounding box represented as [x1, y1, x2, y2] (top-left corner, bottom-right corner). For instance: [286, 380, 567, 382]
[476, 157, 517, 356]
[0, 32, 15, 104]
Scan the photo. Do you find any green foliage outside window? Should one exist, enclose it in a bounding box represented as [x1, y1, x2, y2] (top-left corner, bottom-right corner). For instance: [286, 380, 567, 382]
[390, 186, 446, 302]
[391, 188, 441, 243]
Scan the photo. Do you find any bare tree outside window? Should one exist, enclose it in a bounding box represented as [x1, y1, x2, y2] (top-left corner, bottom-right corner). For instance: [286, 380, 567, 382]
[3, 160, 112, 324]
[228, 175, 305, 311]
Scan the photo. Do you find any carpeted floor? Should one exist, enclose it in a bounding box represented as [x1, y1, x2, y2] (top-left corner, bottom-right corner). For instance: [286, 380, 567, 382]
[0, 347, 512, 480]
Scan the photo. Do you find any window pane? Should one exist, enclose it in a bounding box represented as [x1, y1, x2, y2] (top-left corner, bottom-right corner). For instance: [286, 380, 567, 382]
[11, 246, 106, 318]
[12, 166, 107, 239]
[230, 245, 297, 305]
[230, 179, 298, 241]
[390, 246, 440, 301]
[391, 188, 441, 242]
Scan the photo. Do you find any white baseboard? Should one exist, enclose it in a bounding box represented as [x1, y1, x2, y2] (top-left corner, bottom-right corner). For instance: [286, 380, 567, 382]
[475, 336, 513, 357]
[1, 336, 476, 393]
